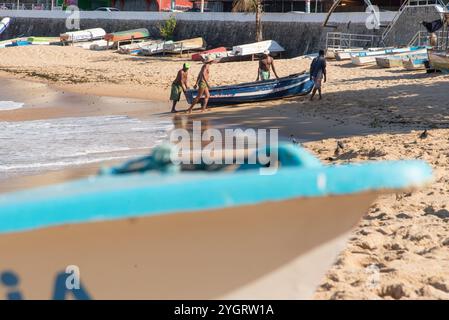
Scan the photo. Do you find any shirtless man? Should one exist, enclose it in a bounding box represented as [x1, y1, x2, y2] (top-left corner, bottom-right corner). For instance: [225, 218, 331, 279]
[257, 50, 279, 81]
[170, 63, 190, 113]
[187, 56, 213, 113]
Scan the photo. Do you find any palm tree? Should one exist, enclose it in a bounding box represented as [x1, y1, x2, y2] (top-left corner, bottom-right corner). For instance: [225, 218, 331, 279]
[232, 0, 263, 42]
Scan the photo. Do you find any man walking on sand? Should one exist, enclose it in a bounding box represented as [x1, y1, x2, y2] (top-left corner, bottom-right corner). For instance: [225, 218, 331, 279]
[257, 50, 279, 81]
[309, 49, 327, 101]
[186, 56, 214, 113]
[170, 63, 190, 113]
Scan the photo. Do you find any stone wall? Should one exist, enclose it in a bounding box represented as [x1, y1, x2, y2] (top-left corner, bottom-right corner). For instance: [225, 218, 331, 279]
[5, 9, 442, 56]
[383, 5, 446, 46]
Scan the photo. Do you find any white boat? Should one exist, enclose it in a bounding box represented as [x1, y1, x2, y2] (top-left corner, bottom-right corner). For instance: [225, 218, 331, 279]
[139, 40, 172, 56]
[232, 40, 285, 56]
[89, 40, 114, 51]
[375, 50, 428, 68]
[72, 39, 109, 50]
[0, 17, 10, 35]
[0, 143, 432, 299]
[326, 47, 363, 59]
[117, 40, 160, 55]
[335, 47, 392, 61]
[351, 47, 428, 66]
[163, 37, 205, 53]
[60, 28, 106, 43]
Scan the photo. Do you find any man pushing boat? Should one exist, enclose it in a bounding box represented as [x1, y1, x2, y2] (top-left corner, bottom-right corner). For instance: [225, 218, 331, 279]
[186, 56, 214, 113]
[170, 63, 190, 113]
[257, 50, 279, 81]
[309, 50, 327, 101]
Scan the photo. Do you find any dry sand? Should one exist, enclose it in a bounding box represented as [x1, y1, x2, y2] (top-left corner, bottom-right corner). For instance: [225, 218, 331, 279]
[1, 45, 449, 299]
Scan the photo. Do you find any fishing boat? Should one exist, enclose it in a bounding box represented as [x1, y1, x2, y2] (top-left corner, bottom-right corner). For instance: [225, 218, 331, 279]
[0, 17, 10, 35]
[139, 40, 172, 56]
[71, 39, 109, 50]
[60, 28, 106, 43]
[0, 37, 26, 48]
[192, 47, 227, 61]
[375, 51, 428, 68]
[351, 47, 427, 66]
[335, 47, 390, 61]
[104, 28, 149, 43]
[5, 40, 31, 47]
[403, 56, 429, 70]
[89, 40, 114, 51]
[27, 37, 60, 45]
[185, 73, 314, 107]
[327, 47, 363, 60]
[117, 40, 160, 55]
[232, 40, 285, 56]
[0, 143, 432, 299]
[163, 37, 205, 54]
[428, 50, 449, 73]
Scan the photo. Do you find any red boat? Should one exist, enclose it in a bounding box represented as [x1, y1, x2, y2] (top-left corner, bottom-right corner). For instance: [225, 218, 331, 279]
[191, 47, 227, 61]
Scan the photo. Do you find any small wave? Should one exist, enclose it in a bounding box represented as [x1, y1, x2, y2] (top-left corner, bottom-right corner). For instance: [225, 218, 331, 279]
[0, 155, 133, 171]
[0, 101, 24, 111]
[0, 115, 173, 175]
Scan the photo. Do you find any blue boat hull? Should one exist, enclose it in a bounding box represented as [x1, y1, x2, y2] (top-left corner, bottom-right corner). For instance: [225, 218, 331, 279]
[185, 73, 314, 107]
[0, 144, 432, 299]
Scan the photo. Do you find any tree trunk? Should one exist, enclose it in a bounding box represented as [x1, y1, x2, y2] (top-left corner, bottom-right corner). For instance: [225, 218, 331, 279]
[255, 1, 263, 42]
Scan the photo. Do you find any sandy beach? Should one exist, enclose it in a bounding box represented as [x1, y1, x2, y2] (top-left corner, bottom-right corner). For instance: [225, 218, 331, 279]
[1, 45, 449, 299]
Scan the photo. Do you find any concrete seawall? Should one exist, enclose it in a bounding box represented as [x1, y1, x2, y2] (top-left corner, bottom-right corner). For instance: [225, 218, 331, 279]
[0, 10, 397, 56]
[1, 8, 442, 56]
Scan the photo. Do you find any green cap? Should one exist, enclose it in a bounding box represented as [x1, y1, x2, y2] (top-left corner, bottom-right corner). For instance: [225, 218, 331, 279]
[183, 63, 190, 69]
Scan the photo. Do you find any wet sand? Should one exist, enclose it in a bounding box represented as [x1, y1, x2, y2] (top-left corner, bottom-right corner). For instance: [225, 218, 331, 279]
[1, 45, 449, 299]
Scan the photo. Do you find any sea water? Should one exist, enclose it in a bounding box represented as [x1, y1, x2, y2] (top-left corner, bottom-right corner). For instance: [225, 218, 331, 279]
[0, 115, 173, 180]
[0, 101, 24, 111]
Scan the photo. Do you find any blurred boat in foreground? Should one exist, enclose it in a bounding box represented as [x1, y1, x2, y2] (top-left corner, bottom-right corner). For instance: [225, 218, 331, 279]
[0, 143, 432, 299]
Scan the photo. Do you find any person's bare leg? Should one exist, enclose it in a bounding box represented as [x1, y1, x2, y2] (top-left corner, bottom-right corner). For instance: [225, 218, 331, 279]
[310, 88, 317, 101]
[201, 88, 210, 112]
[171, 101, 177, 113]
[187, 87, 205, 114]
[318, 88, 322, 100]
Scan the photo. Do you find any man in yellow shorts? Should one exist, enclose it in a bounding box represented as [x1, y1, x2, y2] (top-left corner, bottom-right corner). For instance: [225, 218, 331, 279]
[187, 56, 214, 113]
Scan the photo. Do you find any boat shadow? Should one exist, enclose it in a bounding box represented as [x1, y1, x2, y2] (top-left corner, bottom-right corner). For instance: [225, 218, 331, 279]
[169, 78, 449, 142]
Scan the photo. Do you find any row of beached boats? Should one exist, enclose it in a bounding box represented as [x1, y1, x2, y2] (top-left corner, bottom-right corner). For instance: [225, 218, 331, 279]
[117, 37, 286, 63]
[327, 45, 449, 72]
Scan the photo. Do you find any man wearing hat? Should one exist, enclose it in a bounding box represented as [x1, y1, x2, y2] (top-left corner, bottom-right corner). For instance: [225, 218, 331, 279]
[257, 50, 279, 81]
[170, 63, 190, 113]
[187, 56, 214, 113]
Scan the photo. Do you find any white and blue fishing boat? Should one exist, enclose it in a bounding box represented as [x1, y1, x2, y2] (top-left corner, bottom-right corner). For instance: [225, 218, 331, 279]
[5, 40, 31, 47]
[403, 56, 429, 70]
[375, 52, 428, 68]
[0, 143, 432, 299]
[334, 47, 392, 61]
[351, 46, 428, 65]
[185, 73, 314, 107]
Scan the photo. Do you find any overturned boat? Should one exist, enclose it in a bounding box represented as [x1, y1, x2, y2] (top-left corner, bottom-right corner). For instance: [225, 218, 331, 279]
[351, 47, 428, 65]
[163, 37, 205, 54]
[0, 143, 432, 299]
[185, 73, 314, 107]
[104, 28, 150, 43]
[428, 50, 449, 73]
[403, 56, 429, 70]
[375, 51, 428, 68]
[60, 28, 106, 43]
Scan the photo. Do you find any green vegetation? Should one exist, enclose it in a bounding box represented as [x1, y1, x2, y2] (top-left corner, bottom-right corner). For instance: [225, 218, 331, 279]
[159, 15, 177, 41]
